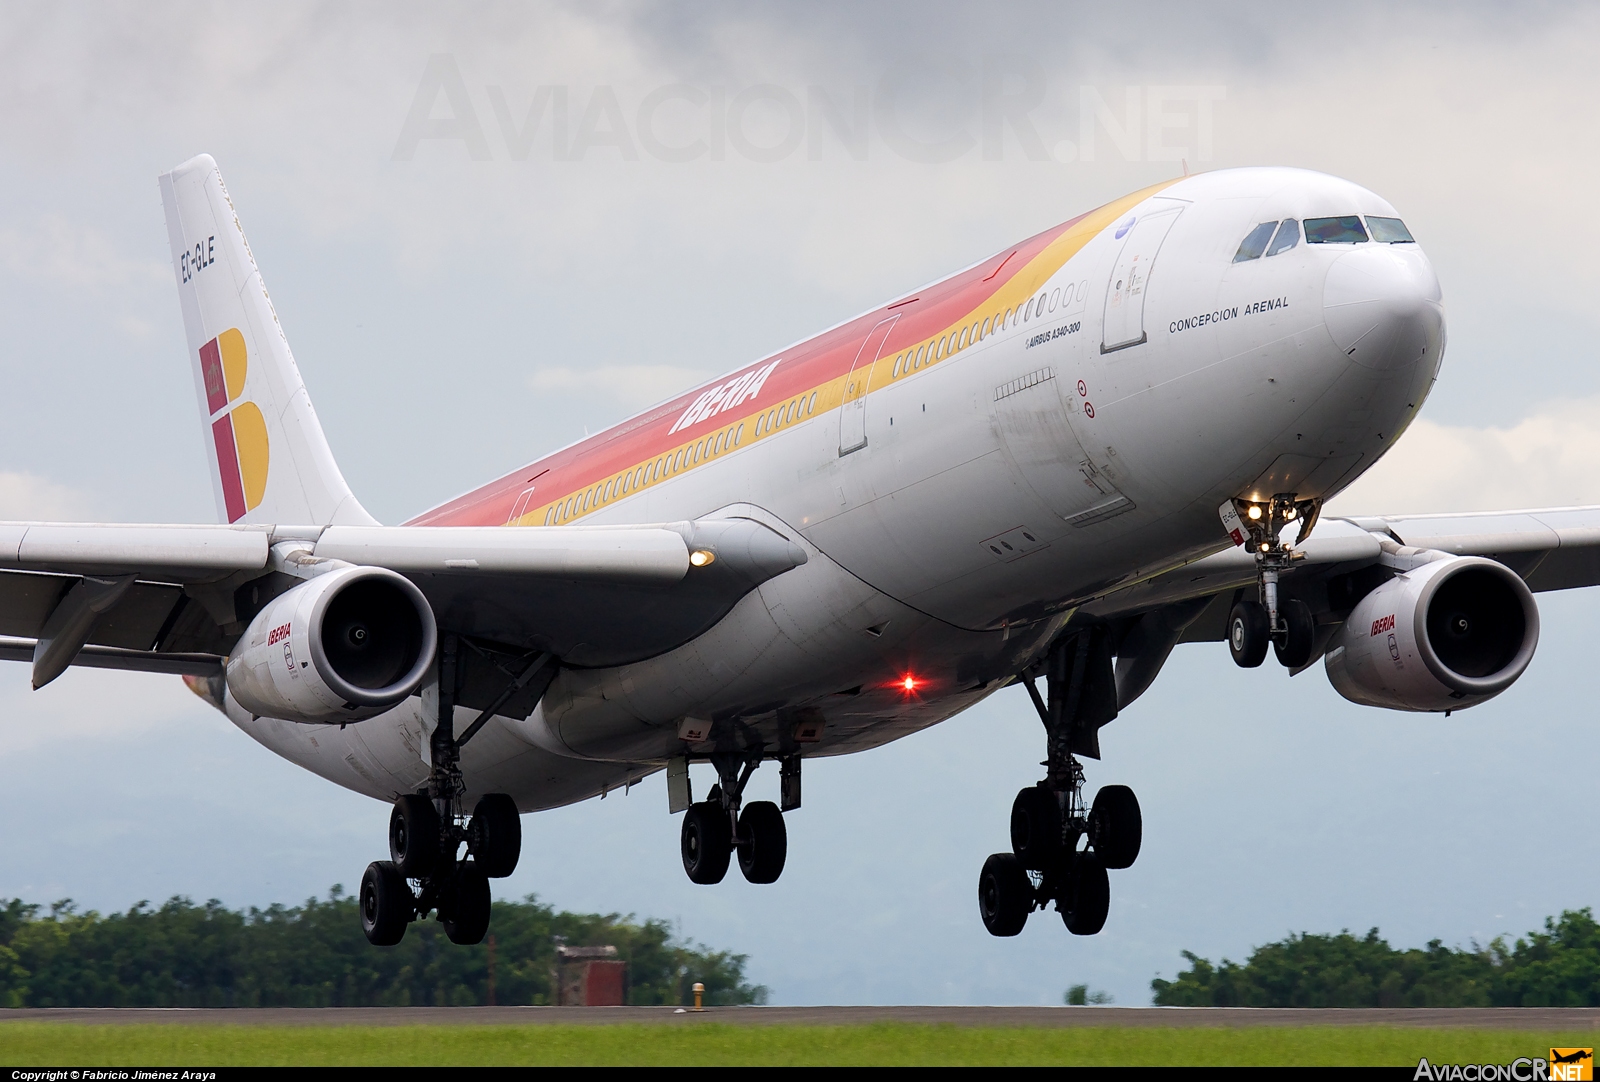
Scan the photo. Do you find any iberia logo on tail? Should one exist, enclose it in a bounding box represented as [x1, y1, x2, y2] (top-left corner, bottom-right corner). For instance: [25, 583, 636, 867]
[198, 327, 268, 522]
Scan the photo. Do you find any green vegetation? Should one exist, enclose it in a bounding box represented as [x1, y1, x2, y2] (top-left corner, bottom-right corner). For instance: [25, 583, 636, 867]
[1064, 984, 1112, 1005]
[0, 890, 766, 1007]
[0, 1023, 1590, 1067]
[1153, 908, 1600, 1007]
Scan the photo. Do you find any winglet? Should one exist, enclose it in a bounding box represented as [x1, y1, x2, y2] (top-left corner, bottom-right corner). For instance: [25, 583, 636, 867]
[158, 155, 376, 527]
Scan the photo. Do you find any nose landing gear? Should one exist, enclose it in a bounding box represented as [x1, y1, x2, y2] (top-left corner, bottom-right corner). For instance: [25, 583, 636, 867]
[979, 628, 1140, 937]
[359, 635, 529, 947]
[1224, 494, 1321, 670]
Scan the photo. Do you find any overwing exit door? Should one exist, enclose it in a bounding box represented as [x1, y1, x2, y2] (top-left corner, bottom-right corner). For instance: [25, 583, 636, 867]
[838, 315, 897, 456]
[1101, 208, 1181, 353]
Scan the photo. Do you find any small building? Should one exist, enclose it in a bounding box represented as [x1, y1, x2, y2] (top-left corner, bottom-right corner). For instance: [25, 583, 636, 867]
[553, 944, 627, 1006]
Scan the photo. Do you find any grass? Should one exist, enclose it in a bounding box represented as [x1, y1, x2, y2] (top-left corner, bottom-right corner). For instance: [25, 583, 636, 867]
[0, 1022, 1593, 1067]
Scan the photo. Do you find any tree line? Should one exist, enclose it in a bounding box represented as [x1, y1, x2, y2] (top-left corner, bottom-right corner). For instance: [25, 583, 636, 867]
[1152, 908, 1600, 1007]
[0, 888, 768, 1008]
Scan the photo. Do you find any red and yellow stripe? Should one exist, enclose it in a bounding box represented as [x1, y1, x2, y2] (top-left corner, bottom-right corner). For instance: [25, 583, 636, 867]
[408, 178, 1182, 529]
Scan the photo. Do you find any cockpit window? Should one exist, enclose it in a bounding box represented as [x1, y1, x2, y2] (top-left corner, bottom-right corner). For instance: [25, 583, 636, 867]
[1265, 219, 1299, 256]
[1366, 216, 1415, 243]
[1232, 221, 1276, 263]
[1304, 216, 1368, 244]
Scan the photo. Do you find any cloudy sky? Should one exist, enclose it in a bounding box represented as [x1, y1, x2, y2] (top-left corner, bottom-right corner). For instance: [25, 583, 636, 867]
[1, 2, 1598, 1006]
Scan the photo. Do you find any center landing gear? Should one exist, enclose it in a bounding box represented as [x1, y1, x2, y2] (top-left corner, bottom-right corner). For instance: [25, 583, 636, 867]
[360, 635, 527, 947]
[978, 628, 1142, 938]
[680, 752, 791, 885]
[1225, 493, 1321, 671]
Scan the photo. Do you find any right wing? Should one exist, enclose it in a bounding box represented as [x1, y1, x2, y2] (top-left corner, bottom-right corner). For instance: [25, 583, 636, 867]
[0, 516, 806, 704]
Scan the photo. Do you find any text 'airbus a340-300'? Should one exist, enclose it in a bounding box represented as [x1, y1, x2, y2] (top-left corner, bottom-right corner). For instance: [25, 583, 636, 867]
[0, 156, 1576, 945]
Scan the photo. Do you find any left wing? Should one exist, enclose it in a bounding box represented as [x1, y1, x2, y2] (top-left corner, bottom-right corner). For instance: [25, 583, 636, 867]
[1082, 506, 1600, 705]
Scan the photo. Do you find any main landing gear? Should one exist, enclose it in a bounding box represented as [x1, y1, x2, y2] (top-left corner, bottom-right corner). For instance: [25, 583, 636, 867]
[979, 627, 1141, 937]
[681, 752, 796, 886]
[361, 635, 527, 947]
[1224, 493, 1322, 671]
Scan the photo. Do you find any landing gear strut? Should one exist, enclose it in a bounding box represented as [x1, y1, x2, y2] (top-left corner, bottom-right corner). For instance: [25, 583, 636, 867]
[978, 627, 1140, 937]
[360, 634, 530, 947]
[1225, 493, 1321, 670]
[680, 750, 790, 886]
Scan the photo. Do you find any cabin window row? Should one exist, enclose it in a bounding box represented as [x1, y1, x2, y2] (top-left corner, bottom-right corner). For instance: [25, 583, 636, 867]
[543, 394, 822, 524]
[889, 278, 1090, 380]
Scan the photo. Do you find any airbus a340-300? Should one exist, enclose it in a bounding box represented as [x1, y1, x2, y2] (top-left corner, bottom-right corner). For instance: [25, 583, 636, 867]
[1, 155, 1574, 944]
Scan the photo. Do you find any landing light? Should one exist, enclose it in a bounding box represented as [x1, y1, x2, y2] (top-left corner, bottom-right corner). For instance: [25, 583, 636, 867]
[689, 549, 715, 567]
[1259, 543, 1270, 552]
[1247, 505, 1263, 521]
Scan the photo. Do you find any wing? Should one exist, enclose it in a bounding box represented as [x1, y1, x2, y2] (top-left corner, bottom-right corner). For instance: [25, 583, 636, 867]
[1082, 505, 1600, 706]
[0, 515, 806, 710]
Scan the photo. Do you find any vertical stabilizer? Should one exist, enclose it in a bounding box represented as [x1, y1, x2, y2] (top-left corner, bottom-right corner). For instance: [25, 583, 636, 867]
[159, 154, 376, 526]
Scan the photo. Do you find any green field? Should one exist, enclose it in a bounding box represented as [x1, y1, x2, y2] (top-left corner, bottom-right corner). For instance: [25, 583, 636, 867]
[0, 1022, 1591, 1067]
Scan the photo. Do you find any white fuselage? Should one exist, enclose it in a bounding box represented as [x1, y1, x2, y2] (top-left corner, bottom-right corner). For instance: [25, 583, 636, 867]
[218, 167, 1445, 811]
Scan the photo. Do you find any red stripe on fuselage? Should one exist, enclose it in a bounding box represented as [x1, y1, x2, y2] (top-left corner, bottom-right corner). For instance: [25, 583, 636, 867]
[406, 210, 1089, 528]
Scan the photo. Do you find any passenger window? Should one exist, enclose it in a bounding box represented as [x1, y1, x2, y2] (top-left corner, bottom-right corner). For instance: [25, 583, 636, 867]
[1049, 288, 1059, 311]
[1266, 219, 1299, 256]
[957, 327, 967, 350]
[1367, 216, 1415, 243]
[1062, 283, 1075, 307]
[808, 392, 817, 413]
[1023, 299, 1033, 321]
[736, 423, 744, 445]
[1233, 221, 1277, 262]
[982, 316, 991, 338]
[1304, 216, 1368, 244]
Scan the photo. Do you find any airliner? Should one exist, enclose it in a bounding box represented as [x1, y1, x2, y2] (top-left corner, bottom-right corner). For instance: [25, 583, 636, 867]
[0, 155, 1581, 946]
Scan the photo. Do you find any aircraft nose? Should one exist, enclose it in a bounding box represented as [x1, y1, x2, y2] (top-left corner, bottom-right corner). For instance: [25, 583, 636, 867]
[1322, 246, 1444, 371]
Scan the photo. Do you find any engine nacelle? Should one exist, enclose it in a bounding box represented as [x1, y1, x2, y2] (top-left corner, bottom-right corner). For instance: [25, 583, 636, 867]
[1324, 555, 1538, 712]
[227, 566, 437, 724]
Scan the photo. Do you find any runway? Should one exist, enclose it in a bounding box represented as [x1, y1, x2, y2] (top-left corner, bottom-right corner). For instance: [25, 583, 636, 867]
[1, 1006, 1596, 1028]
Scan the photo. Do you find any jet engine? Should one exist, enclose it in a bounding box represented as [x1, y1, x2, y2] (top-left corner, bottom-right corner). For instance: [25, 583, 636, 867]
[1324, 555, 1538, 712]
[227, 566, 437, 724]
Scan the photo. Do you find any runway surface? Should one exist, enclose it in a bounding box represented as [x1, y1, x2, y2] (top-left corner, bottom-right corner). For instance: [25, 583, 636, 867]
[1, 1006, 1597, 1028]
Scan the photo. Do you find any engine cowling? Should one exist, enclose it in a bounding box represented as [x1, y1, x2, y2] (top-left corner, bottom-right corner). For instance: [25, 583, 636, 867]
[1324, 555, 1538, 712]
[227, 566, 437, 724]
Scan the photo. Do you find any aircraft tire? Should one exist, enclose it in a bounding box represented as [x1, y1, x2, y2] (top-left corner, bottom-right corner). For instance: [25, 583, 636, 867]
[681, 801, 732, 884]
[360, 860, 412, 947]
[470, 793, 522, 878]
[1228, 600, 1270, 668]
[1273, 598, 1316, 668]
[978, 853, 1032, 937]
[441, 860, 492, 945]
[1061, 855, 1110, 936]
[1010, 785, 1063, 870]
[736, 801, 787, 884]
[1088, 785, 1142, 869]
[389, 794, 440, 878]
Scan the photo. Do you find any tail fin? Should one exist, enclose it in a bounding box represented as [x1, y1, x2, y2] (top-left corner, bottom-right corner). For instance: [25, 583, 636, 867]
[159, 154, 376, 526]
